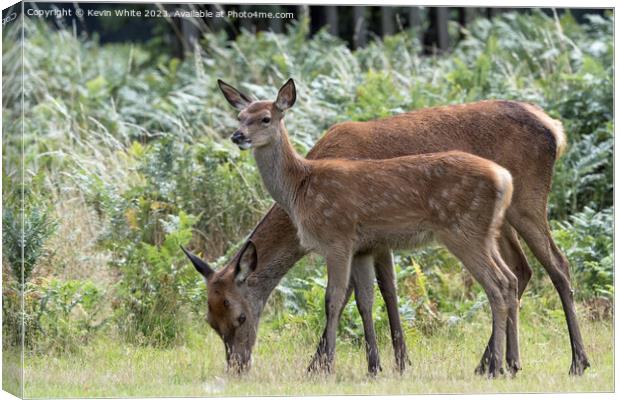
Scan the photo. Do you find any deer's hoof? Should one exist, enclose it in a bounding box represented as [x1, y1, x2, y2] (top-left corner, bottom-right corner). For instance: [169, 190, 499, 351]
[307, 357, 332, 376]
[474, 360, 488, 376]
[569, 354, 590, 376]
[506, 359, 522, 377]
[487, 368, 504, 379]
[395, 350, 411, 374]
[486, 357, 505, 379]
[367, 364, 381, 378]
[396, 356, 411, 375]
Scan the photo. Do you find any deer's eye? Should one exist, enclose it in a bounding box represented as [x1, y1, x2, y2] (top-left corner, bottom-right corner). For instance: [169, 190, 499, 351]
[262, 117, 271, 124]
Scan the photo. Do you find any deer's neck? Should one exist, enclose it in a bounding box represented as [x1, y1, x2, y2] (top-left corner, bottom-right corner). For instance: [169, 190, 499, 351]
[245, 205, 307, 317]
[252, 124, 308, 213]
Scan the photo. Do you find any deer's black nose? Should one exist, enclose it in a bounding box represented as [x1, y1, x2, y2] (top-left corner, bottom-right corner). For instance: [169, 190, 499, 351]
[231, 131, 245, 144]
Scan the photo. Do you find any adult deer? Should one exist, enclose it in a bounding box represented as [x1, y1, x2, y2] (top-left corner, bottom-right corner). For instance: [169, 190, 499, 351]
[222, 78, 518, 377]
[183, 77, 588, 376]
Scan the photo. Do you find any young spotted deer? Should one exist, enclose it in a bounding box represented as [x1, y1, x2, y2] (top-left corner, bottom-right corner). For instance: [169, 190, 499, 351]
[221, 78, 519, 377]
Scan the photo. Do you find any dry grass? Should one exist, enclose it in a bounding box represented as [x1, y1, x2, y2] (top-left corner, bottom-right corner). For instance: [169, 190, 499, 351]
[39, 193, 113, 285]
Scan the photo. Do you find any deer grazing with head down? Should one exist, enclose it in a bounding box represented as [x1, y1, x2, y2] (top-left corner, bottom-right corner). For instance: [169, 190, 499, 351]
[183, 76, 588, 377]
[220, 78, 519, 377]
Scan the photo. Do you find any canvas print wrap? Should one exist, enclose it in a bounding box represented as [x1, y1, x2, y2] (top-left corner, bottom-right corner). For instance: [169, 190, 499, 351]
[1, 2, 613, 397]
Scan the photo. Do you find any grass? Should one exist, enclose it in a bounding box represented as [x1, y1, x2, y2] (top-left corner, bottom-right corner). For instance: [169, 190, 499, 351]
[20, 301, 613, 398]
[3, 347, 22, 397]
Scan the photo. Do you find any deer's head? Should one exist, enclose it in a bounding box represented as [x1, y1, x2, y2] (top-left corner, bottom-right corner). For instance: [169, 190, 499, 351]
[217, 79, 296, 150]
[181, 242, 259, 373]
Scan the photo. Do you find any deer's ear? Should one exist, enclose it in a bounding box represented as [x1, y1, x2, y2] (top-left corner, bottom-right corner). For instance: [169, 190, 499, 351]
[235, 241, 257, 284]
[217, 79, 252, 110]
[275, 78, 296, 112]
[181, 246, 214, 280]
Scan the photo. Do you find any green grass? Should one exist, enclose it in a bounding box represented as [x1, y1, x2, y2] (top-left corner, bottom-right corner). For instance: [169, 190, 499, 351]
[21, 301, 612, 398]
[2, 347, 22, 397]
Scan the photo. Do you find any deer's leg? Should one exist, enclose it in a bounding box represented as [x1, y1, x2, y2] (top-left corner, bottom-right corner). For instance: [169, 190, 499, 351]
[509, 207, 590, 376]
[309, 282, 354, 372]
[308, 247, 352, 374]
[476, 224, 531, 375]
[502, 225, 533, 299]
[469, 255, 510, 379]
[492, 246, 521, 376]
[442, 236, 509, 378]
[374, 248, 409, 374]
[350, 253, 382, 376]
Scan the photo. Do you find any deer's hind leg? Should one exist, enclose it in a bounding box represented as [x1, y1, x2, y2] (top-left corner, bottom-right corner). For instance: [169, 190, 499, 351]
[491, 246, 521, 376]
[501, 224, 533, 299]
[350, 253, 382, 375]
[374, 248, 410, 373]
[508, 204, 590, 376]
[476, 224, 530, 375]
[442, 236, 511, 378]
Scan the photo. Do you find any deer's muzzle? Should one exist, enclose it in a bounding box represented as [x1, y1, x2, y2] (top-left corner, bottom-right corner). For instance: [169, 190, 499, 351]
[231, 131, 248, 144]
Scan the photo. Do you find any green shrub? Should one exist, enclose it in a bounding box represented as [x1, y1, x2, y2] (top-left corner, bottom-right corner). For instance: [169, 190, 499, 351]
[113, 211, 204, 346]
[77, 137, 269, 259]
[2, 172, 59, 348]
[2, 276, 104, 352]
[3, 206, 57, 285]
[2, 174, 58, 285]
[345, 70, 405, 121]
[34, 278, 105, 353]
[549, 122, 613, 219]
[552, 207, 613, 299]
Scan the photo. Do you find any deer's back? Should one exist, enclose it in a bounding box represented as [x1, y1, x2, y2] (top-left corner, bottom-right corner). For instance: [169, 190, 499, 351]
[295, 151, 512, 253]
[307, 100, 559, 204]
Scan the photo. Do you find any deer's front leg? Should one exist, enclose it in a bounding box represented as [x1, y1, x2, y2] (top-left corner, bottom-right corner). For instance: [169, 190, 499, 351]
[309, 282, 353, 372]
[308, 247, 352, 374]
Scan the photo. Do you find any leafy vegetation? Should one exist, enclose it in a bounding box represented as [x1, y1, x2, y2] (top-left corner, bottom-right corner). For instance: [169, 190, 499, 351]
[112, 211, 202, 346]
[2, 174, 58, 286]
[1, 9, 613, 396]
